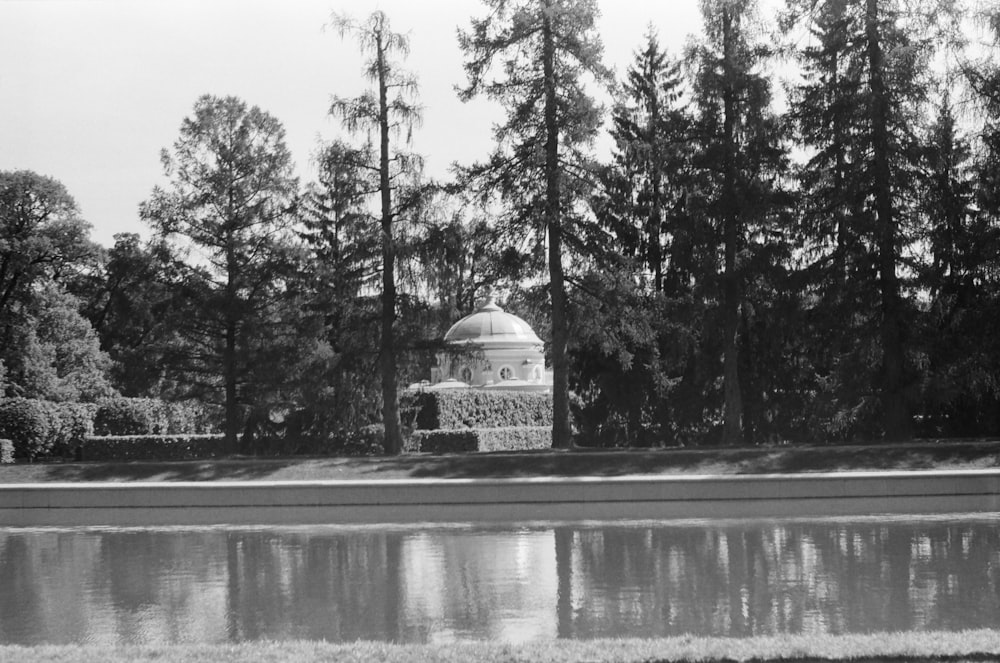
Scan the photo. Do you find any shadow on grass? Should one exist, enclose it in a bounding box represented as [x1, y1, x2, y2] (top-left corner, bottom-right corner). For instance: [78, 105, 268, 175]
[2, 440, 998, 483]
[11, 458, 308, 483]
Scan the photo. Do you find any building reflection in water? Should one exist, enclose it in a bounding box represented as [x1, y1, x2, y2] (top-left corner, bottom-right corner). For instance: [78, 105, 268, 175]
[0, 517, 997, 645]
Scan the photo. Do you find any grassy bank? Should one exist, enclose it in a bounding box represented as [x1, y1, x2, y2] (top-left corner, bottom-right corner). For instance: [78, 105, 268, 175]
[3, 630, 1000, 663]
[0, 438, 998, 484]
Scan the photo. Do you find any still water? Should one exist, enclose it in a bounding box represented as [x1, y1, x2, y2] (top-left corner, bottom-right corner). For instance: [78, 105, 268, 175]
[1, 515, 999, 645]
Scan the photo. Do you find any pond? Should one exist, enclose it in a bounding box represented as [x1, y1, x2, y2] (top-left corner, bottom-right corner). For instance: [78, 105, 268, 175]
[2, 514, 999, 645]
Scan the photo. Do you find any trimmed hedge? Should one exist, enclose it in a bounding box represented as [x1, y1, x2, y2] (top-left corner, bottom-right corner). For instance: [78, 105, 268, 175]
[405, 429, 478, 453]
[476, 426, 551, 452]
[0, 439, 12, 464]
[81, 434, 226, 461]
[252, 424, 386, 457]
[415, 391, 553, 430]
[93, 398, 215, 436]
[406, 426, 551, 454]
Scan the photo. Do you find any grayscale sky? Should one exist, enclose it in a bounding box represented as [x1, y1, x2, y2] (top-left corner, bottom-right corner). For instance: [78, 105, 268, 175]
[1, 0, 722, 247]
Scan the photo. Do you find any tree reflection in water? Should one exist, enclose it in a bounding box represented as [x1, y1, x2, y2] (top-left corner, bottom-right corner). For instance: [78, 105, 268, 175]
[0, 517, 997, 645]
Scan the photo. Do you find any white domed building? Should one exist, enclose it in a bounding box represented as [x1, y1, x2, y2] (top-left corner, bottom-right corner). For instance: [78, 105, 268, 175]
[428, 297, 552, 392]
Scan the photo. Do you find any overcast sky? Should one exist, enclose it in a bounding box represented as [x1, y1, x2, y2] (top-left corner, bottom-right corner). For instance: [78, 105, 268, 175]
[2, 0, 720, 247]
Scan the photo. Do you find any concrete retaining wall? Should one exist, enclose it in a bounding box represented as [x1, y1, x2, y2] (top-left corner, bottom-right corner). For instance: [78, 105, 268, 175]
[1, 469, 999, 526]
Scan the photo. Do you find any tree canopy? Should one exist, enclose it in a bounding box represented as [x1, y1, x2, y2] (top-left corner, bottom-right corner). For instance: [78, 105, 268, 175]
[7, 0, 1000, 451]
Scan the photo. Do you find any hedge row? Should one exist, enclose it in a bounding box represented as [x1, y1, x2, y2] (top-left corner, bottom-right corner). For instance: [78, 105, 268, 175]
[0, 439, 12, 464]
[0, 398, 97, 460]
[414, 391, 553, 430]
[251, 425, 385, 457]
[81, 434, 226, 461]
[0, 397, 218, 460]
[406, 426, 551, 454]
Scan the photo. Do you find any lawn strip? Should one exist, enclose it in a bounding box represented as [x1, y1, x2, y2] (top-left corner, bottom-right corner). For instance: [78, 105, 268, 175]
[2, 630, 1000, 663]
[0, 439, 999, 484]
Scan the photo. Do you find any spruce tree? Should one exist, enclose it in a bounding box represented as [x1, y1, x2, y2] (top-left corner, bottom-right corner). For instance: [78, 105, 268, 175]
[785, 0, 932, 441]
[688, 0, 791, 445]
[602, 30, 690, 294]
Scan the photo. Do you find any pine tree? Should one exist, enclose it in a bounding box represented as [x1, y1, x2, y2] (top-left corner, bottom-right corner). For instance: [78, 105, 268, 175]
[141, 95, 299, 450]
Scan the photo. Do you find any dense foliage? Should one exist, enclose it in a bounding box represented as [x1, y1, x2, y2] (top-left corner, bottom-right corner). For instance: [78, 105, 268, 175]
[92, 398, 214, 436]
[3, 1, 1000, 453]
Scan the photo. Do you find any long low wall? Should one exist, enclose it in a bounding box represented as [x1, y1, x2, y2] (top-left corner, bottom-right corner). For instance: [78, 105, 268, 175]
[1, 469, 999, 526]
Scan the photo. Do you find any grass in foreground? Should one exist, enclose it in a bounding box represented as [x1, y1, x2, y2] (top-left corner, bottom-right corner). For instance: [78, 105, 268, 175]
[0, 438, 999, 484]
[2, 630, 1000, 663]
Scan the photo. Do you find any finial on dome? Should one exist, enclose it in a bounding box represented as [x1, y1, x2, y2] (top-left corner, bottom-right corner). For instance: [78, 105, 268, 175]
[479, 288, 501, 311]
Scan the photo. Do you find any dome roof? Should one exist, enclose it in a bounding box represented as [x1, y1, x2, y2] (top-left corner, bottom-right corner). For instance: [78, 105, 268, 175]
[444, 298, 543, 347]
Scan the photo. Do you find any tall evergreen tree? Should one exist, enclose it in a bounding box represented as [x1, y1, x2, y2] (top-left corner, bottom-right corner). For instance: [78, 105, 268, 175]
[330, 10, 423, 456]
[785, 0, 932, 440]
[602, 30, 690, 294]
[458, 0, 609, 448]
[915, 94, 1000, 434]
[294, 140, 383, 443]
[688, 0, 791, 445]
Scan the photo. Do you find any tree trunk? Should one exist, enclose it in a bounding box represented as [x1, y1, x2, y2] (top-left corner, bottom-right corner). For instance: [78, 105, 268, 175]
[377, 29, 403, 455]
[224, 220, 240, 452]
[866, 0, 910, 442]
[721, 6, 743, 446]
[543, 4, 572, 449]
[224, 303, 240, 453]
[649, 74, 664, 294]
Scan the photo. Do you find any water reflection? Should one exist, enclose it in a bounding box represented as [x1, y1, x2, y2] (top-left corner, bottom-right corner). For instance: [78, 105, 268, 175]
[1, 517, 998, 645]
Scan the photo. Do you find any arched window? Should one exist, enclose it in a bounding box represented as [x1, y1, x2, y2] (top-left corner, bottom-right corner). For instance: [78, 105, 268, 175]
[498, 365, 515, 381]
[532, 365, 543, 381]
[460, 366, 473, 383]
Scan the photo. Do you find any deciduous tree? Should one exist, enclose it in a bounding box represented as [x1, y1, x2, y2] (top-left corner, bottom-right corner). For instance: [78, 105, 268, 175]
[0, 170, 95, 356]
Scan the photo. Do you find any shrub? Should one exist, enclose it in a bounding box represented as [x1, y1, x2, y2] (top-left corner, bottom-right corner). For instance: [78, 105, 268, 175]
[93, 398, 168, 435]
[0, 439, 12, 464]
[407, 426, 551, 453]
[0, 398, 103, 459]
[51, 401, 97, 456]
[0, 398, 61, 459]
[340, 424, 386, 456]
[80, 434, 226, 461]
[93, 398, 217, 436]
[165, 400, 220, 434]
[414, 391, 553, 430]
